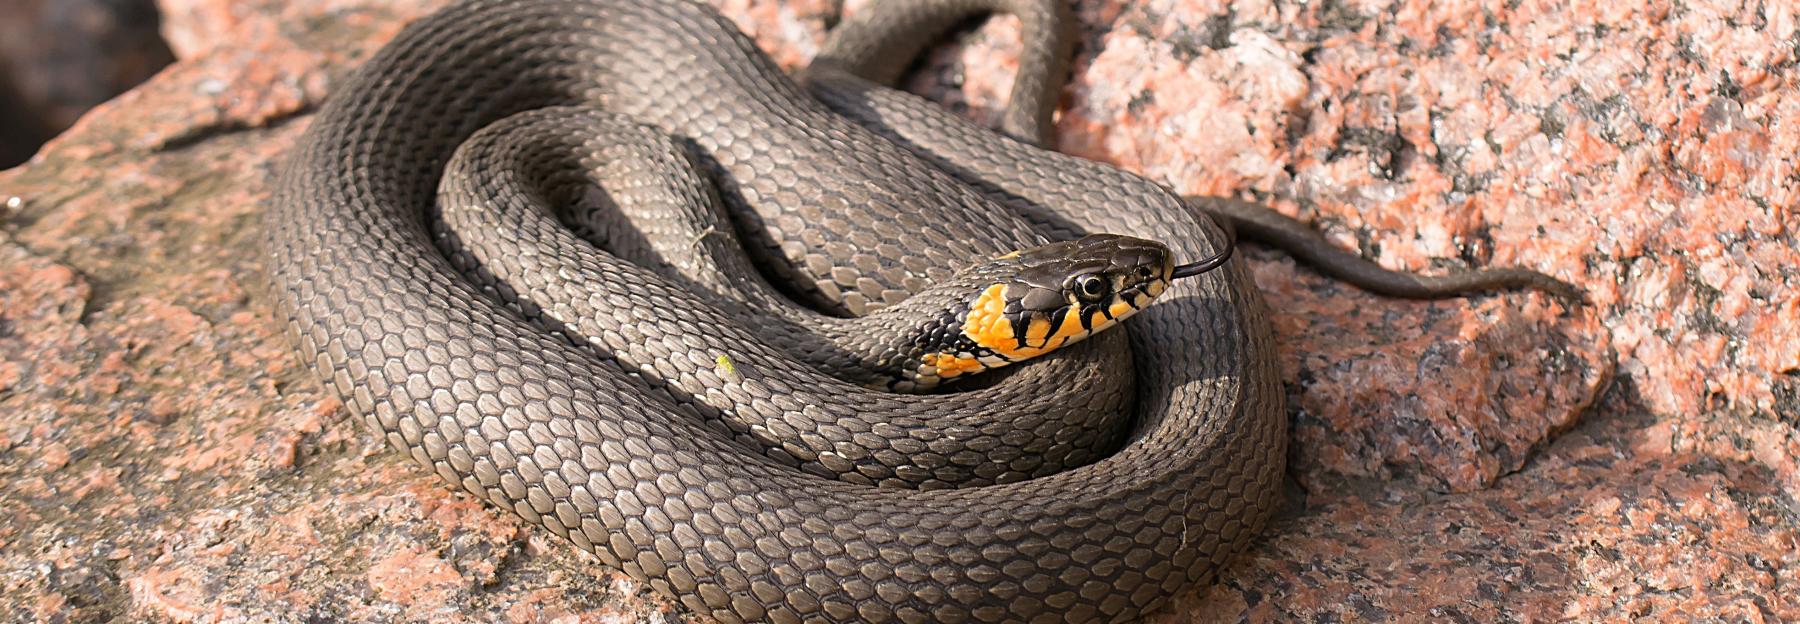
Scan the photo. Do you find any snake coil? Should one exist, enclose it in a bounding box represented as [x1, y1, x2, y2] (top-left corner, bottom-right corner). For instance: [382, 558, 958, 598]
[263, 0, 1519, 621]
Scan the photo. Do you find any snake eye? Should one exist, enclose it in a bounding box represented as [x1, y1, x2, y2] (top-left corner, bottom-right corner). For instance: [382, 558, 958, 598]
[1072, 273, 1110, 302]
[1133, 266, 1154, 281]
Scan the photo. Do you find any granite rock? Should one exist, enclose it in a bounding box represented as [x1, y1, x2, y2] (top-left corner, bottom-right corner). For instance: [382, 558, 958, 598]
[0, 0, 174, 167]
[0, 0, 1793, 621]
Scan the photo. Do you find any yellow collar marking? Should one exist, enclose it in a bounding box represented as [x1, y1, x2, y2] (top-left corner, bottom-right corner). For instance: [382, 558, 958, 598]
[923, 352, 985, 379]
[962, 283, 1108, 360]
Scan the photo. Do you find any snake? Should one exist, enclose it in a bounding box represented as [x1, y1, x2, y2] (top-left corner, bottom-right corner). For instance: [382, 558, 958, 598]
[265, 0, 1582, 621]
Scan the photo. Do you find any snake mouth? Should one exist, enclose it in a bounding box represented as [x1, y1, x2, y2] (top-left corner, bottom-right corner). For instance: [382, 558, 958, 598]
[1115, 276, 1168, 313]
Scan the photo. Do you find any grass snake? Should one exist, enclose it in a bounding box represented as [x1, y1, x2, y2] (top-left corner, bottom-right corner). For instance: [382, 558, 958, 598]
[265, 0, 1581, 621]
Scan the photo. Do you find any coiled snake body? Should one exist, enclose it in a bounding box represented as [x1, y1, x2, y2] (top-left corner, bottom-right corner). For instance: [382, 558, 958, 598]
[268, 0, 1574, 621]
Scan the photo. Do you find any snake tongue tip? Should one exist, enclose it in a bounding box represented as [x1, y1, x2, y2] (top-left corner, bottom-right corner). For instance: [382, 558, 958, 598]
[1171, 217, 1239, 280]
[1171, 250, 1232, 280]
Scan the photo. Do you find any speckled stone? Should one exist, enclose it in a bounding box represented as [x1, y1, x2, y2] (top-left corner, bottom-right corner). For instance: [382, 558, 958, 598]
[0, 0, 1792, 621]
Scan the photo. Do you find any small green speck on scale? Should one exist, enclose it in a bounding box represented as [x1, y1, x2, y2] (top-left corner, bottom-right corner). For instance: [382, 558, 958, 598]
[714, 354, 740, 381]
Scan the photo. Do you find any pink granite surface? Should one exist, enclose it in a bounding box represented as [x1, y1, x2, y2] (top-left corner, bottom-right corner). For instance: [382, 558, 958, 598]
[0, 0, 1792, 621]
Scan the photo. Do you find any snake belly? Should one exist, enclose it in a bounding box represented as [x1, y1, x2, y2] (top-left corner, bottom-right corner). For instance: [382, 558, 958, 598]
[264, 0, 1286, 622]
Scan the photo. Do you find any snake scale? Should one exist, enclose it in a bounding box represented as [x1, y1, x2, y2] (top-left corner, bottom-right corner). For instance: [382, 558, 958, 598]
[266, 0, 1578, 621]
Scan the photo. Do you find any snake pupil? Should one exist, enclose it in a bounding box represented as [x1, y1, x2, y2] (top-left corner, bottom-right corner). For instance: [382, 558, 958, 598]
[1076, 274, 1109, 301]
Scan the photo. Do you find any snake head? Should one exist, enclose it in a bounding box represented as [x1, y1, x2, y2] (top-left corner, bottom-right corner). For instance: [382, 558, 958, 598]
[909, 234, 1173, 387]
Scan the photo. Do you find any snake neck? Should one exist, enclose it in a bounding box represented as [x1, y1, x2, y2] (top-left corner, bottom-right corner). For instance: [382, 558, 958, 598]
[797, 263, 1015, 392]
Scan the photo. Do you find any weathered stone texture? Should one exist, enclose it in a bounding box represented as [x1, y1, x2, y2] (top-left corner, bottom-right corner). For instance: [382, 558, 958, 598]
[0, 0, 1792, 621]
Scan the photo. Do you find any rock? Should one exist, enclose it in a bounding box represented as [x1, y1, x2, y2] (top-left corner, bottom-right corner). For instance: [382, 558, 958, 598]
[0, 0, 1793, 621]
[0, 0, 175, 167]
